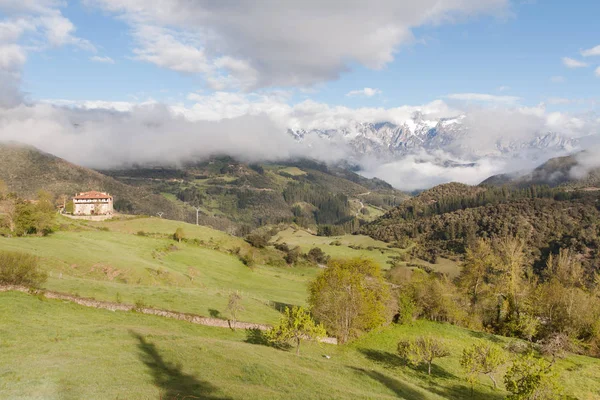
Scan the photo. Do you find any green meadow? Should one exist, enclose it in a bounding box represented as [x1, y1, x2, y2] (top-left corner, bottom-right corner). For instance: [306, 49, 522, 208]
[1, 216, 599, 399]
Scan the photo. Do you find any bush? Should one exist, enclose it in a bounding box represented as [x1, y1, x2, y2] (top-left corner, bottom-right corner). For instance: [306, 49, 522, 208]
[245, 233, 268, 248]
[136, 230, 146, 236]
[306, 247, 330, 264]
[173, 227, 185, 243]
[0, 251, 47, 288]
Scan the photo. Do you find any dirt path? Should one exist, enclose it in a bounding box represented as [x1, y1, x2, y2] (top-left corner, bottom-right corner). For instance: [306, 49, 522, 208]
[0, 285, 338, 344]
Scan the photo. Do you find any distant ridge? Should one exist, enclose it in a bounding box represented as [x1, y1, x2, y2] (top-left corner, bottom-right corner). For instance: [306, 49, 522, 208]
[480, 152, 600, 189]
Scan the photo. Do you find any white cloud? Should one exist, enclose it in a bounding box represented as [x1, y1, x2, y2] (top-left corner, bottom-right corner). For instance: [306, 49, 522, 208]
[497, 85, 510, 92]
[86, 0, 508, 89]
[562, 57, 588, 68]
[361, 151, 512, 191]
[596, 66, 600, 77]
[446, 93, 520, 104]
[90, 55, 115, 64]
[0, 0, 95, 106]
[346, 88, 382, 97]
[550, 75, 565, 83]
[581, 45, 600, 57]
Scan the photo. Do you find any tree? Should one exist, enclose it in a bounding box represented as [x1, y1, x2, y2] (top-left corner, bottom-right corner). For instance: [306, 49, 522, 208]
[173, 227, 185, 243]
[460, 341, 507, 389]
[504, 353, 563, 400]
[227, 291, 244, 331]
[397, 336, 450, 375]
[308, 258, 392, 343]
[307, 247, 330, 265]
[0, 251, 47, 288]
[266, 306, 326, 355]
[458, 238, 500, 309]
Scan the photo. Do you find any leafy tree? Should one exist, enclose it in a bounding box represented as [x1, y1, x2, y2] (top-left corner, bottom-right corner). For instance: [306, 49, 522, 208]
[0, 251, 47, 288]
[460, 341, 507, 389]
[227, 291, 244, 331]
[173, 227, 185, 243]
[306, 247, 330, 265]
[266, 306, 326, 355]
[309, 258, 392, 343]
[504, 353, 563, 400]
[458, 238, 500, 309]
[397, 336, 450, 375]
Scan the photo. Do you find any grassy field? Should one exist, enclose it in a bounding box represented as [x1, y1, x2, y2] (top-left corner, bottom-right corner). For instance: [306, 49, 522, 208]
[1, 291, 599, 400]
[271, 227, 460, 277]
[0, 217, 317, 324]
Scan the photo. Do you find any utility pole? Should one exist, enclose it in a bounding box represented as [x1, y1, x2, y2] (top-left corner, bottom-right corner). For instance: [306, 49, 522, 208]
[194, 206, 202, 225]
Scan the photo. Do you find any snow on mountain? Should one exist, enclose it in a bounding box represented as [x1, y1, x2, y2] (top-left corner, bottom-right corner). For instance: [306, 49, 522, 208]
[288, 112, 578, 162]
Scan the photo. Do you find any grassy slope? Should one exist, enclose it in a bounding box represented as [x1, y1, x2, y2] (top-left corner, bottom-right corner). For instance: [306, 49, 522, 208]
[1, 292, 599, 400]
[272, 227, 459, 276]
[0, 217, 317, 324]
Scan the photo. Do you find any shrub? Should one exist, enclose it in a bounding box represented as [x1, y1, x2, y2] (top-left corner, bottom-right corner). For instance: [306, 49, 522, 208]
[173, 227, 185, 243]
[136, 230, 146, 236]
[0, 251, 47, 288]
[245, 233, 268, 248]
[306, 247, 330, 264]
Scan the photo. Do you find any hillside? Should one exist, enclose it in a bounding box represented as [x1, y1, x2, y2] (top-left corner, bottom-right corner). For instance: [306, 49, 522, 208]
[361, 181, 600, 272]
[481, 153, 600, 189]
[101, 157, 409, 234]
[0, 142, 239, 231]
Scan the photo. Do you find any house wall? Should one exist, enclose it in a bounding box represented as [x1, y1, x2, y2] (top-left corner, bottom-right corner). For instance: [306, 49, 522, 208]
[73, 199, 114, 215]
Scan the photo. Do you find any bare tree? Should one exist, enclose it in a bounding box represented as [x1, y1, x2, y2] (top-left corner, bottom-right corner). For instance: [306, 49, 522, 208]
[157, 212, 164, 218]
[227, 291, 244, 331]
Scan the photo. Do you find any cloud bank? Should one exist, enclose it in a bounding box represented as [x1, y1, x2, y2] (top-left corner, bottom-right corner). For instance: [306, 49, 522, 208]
[84, 0, 508, 90]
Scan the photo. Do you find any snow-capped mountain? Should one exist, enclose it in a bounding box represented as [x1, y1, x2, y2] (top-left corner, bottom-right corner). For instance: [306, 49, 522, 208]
[288, 112, 578, 161]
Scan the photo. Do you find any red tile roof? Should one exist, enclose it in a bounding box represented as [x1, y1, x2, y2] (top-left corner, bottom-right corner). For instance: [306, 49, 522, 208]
[73, 191, 112, 200]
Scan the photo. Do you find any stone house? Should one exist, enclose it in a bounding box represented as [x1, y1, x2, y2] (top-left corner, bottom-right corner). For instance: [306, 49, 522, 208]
[73, 191, 114, 216]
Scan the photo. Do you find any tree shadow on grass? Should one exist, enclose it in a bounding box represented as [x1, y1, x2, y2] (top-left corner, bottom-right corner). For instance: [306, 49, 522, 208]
[208, 309, 221, 319]
[349, 367, 427, 400]
[467, 330, 503, 344]
[131, 332, 230, 400]
[270, 301, 295, 313]
[244, 328, 270, 346]
[359, 349, 405, 369]
[360, 348, 459, 379]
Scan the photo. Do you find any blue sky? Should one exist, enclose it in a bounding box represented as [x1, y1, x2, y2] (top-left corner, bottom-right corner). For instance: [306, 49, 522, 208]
[9, 0, 598, 112]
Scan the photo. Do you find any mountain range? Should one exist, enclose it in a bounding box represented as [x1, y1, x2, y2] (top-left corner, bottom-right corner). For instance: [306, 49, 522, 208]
[289, 112, 579, 161]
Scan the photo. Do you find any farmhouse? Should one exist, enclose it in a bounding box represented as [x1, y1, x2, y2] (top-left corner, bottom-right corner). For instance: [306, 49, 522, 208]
[73, 191, 114, 216]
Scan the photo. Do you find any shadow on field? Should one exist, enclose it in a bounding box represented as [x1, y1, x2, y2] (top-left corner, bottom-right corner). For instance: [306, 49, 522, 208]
[359, 349, 405, 368]
[270, 301, 295, 313]
[467, 330, 503, 344]
[208, 309, 222, 319]
[244, 328, 270, 346]
[131, 332, 230, 400]
[360, 348, 457, 379]
[349, 367, 427, 400]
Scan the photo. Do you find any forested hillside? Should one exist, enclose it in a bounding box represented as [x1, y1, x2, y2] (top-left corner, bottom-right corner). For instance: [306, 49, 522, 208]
[361, 182, 600, 275]
[102, 157, 408, 235]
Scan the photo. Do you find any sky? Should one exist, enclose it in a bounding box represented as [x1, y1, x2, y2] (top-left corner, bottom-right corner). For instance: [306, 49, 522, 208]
[1, 0, 600, 189]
